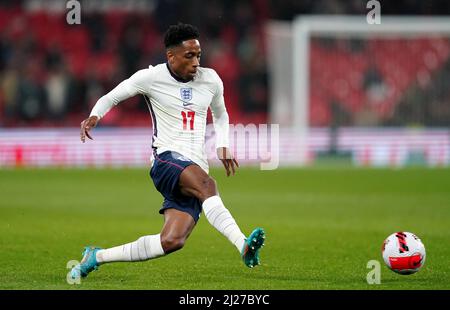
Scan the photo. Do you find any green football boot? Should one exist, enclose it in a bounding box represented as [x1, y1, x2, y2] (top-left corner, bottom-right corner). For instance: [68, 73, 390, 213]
[241, 228, 265, 268]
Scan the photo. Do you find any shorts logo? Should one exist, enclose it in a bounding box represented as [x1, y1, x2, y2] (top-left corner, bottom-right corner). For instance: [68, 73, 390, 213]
[173, 153, 191, 162]
[180, 88, 193, 101]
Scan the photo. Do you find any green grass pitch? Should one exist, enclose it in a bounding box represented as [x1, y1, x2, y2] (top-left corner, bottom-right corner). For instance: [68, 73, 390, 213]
[1, 167, 449, 289]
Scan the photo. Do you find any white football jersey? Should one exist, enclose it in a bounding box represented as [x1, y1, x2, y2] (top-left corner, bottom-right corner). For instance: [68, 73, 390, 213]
[90, 63, 230, 173]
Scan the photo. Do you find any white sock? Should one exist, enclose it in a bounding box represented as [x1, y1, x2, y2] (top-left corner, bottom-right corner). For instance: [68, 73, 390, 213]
[95, 234, 165, 264]
[202, 195, 246, 253]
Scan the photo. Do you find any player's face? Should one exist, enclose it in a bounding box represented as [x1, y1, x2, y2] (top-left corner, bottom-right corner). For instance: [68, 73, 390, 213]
[167, 39, 201, 81]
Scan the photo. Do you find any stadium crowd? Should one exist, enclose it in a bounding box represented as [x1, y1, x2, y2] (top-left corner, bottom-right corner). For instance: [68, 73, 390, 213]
[0, 0, 449, 127]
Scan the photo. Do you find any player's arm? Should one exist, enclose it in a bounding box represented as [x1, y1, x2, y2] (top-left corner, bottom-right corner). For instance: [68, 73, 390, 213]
[80, 68, 153, 143]
[210, 74, 239, 176]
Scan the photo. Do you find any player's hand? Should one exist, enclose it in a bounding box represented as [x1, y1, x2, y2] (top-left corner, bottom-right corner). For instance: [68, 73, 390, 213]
[80, 116, 99, 143]
[217, 147, 239, 177]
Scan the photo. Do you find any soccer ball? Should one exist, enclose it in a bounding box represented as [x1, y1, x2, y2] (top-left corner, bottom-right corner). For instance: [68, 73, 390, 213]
[382, 232, 426, 275]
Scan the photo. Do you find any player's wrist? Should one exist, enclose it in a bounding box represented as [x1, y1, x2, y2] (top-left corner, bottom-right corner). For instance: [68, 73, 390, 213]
[216, 147, 233, 160]
[88, 114, 101, 122]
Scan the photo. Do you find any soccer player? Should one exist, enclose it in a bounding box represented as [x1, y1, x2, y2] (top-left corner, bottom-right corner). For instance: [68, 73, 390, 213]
[70, 23, 265, 279]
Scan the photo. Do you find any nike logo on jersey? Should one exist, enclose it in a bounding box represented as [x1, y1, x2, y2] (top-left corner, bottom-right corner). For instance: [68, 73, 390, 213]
[180, 87, 193, 107]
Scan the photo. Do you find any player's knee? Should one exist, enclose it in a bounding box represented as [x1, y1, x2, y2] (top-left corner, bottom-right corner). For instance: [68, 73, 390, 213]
[161, 234, 186, 254]
[199, 176, 217, 201]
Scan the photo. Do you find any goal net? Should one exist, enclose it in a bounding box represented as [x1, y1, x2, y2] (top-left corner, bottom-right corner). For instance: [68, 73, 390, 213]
[266, 16, 450, 166]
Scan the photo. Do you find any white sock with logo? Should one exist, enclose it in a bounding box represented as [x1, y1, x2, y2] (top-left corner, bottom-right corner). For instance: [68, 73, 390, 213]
[202, 195, 246, 252]
[95, 234, 165, 263]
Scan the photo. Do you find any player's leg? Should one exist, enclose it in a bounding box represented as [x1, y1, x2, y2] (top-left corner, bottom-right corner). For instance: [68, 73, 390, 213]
[71, 232, 166, 279]
[70, 209, 195, 279]
[160, 208, 196, 254]
[94, 235, 165, 264]
[179, 165, 247, 252]
[179, 165, 265, 267]
[95, 208, 195, 262]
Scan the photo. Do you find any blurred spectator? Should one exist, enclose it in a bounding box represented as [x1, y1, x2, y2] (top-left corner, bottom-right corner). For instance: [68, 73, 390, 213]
[119, 17, 143, 77]
[389, 59, 450, 126]
[84, 13, 107, 53]
[17, 59, 45, 121]
[237, 26, 268, 113]
[1, 62, 19, 122]
[45, 62, 71, 120]
[363, 66, 389, 107]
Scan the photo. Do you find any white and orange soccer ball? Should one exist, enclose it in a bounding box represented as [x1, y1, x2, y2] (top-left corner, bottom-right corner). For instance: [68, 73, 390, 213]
[382, 232, 426, 275]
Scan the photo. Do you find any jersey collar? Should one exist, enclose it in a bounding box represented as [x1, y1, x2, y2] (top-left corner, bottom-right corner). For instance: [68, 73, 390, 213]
[166, 63, 191, 83]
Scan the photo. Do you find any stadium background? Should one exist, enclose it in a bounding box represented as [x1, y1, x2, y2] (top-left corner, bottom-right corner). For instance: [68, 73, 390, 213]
[1, 0, 449, 168]
[1, 0, 449, 290]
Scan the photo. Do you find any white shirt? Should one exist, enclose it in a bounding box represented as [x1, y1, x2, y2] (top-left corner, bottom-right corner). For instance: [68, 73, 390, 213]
[90, 63, 229, 173]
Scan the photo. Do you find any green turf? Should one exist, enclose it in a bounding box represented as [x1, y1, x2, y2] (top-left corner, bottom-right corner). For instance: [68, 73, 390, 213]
[1, 167, 449, 289]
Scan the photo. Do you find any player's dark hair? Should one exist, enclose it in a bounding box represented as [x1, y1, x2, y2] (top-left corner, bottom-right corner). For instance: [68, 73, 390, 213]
[164, 23, 200, 49]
